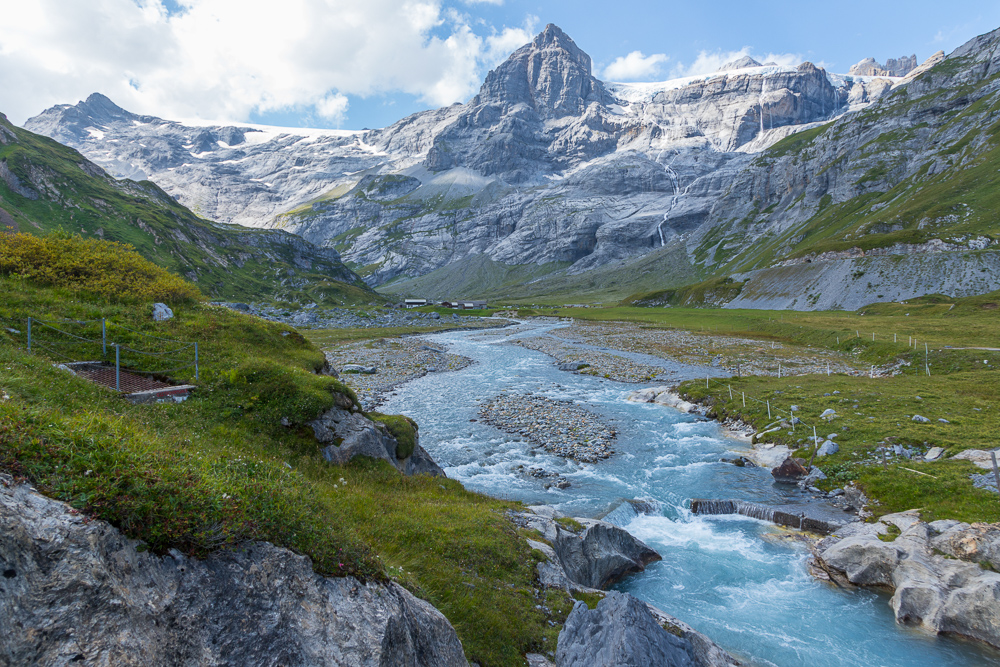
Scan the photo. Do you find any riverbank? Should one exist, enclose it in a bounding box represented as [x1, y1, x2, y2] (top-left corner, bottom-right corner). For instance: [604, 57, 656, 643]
[322, 336, 474, 410]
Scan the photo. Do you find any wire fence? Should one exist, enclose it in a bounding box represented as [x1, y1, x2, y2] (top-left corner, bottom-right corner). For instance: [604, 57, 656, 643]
[1, 315, 199, 390]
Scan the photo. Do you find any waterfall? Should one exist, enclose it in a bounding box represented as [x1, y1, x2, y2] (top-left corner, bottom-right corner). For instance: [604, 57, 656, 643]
[759, 75, 768, 136]
[656, 161, 681, 247]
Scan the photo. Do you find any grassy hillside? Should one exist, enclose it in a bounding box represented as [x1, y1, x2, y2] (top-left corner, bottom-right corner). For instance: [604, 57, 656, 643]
[0, 113, 376, 306]
[0, 236, 590, 666]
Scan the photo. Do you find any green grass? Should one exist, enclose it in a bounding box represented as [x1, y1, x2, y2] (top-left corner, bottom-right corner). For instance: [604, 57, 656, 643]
[0, 274, 574, 666]
[677, 362, 1000, 524]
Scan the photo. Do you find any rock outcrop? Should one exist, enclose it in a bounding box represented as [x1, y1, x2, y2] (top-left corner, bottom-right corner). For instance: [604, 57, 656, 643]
[849, 55, 918, 77]
[310, 403, 445, 477]
[513, 505, 661, 589]
[557, 592, 696, 667]
[816, 511, 1000, 648]
[0, 475, 468, 666]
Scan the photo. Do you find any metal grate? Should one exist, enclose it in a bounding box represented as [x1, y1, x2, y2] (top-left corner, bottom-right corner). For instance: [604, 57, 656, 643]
[70, 363, 175, 394]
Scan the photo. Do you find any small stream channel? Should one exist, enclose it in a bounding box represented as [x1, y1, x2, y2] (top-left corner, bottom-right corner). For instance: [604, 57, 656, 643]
[376, 321, 997, 667]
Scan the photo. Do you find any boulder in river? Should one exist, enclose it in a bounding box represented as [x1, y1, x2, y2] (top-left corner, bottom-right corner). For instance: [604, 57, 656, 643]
[771, 457, 809, 484]
[514, 505, 661, 589]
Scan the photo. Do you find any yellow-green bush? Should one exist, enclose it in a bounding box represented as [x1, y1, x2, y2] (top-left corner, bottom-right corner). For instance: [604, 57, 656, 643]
[0, 232, 201, 303]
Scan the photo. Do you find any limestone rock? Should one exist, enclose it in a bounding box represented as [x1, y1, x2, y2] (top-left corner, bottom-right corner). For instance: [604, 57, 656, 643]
[151, 302, 173, 321]
[951, 449, 1000, 470]
[311, 407, 445, 477]
[0, 476, 468, 667]
[514, 506, 660, 589]
[818, 512, 1000, 649]
[556, 592, 696, 667]
[816, 440, 839, 456]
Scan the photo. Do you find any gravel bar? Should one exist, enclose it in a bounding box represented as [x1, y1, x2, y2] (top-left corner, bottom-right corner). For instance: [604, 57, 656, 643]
[479, 393, 616, 463]
[324, 337, 472, 410]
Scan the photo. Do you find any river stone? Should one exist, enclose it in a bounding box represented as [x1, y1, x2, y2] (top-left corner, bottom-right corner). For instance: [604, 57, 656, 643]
[771, 457, 809, 484]
[0, 476, 468, 667]
[151, 302, 173, 321]
[818, 513, 1000, 649]
[556, 592, 696, 667]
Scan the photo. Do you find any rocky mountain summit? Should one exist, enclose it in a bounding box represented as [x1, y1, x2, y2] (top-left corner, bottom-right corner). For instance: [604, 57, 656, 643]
[23, 24, 1000, 307]
[849, 55, 919, 77]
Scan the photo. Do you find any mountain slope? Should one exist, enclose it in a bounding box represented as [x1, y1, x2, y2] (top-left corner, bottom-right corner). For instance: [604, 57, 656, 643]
[21, 24, 1000, 309]
[25, 25, 885, 286]
[0, 114, 376, 304]
[664, 27, 1000, 309]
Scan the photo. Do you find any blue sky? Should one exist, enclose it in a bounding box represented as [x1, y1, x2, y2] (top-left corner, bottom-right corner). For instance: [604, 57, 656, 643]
[3, 1, 999, 129]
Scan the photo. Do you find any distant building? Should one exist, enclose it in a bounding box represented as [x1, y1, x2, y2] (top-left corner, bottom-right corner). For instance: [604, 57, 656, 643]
[404, 298, 428, 308]
[439, 300, 487, 309]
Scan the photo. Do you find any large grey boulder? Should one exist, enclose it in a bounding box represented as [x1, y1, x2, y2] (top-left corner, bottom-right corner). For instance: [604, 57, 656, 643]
[0, 476, 468, 667]
[820, 532, 900, 587]
[557, 592, 696, 667]
[310, 406, 445, 477]
[515, 506, 660, 589]
[817, 511, 1000, 648]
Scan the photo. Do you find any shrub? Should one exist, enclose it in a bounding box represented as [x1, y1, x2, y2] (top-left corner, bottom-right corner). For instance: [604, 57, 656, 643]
[0, 232, 201, 303]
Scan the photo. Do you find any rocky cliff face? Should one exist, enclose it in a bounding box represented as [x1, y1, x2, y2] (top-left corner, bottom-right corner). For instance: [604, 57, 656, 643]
[23, 25, 1000, 307]
[0, 475, 468, 666]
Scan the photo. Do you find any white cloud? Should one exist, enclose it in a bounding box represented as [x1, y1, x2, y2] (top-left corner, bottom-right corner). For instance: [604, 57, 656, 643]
[601, 51, 668, 81]
[669, 47, 803, 78]
[0, 0, 537, 126]
[316, 93, 349, 123]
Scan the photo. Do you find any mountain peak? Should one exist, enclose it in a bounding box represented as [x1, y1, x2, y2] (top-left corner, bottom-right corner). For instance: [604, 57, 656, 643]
[716, 56, 763, 72]
[531, 24, 591, 73]
[79, 93, 135, 122]
[472, 24, 609, 118]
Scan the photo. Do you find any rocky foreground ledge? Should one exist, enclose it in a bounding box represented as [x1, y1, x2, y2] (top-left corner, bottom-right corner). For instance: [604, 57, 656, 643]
[0, 475, 468, 666]
[814, 511, 1000, 649]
